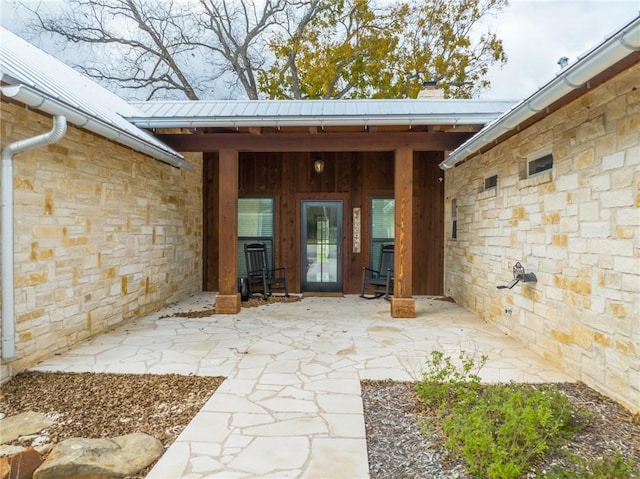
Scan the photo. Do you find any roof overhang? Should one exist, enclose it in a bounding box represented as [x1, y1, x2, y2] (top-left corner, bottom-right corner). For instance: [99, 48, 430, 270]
[0, 26, 191, 170]
[128, 99, 516, 129]
[1, 84, 192, 170]
[128, 99, 516, 154]
[440, 15, 640, 170]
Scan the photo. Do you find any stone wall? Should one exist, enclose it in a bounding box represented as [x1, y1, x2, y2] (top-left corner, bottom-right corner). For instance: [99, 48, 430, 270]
[444, 63, 639, 412]
[0, 102, 203, 381]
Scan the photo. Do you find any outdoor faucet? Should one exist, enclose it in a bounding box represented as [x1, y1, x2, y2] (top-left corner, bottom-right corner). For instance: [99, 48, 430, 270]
[497, 262, 537, 289]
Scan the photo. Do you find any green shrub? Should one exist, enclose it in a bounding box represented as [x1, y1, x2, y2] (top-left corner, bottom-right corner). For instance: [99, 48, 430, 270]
[415, 350, 487, 411]
[416, 351, 580, 479]
[443, 384, 576, 479]
[544, 452, 640, 479]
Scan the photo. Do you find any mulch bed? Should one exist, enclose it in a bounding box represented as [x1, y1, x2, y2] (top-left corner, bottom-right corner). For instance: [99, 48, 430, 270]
[362, 379, 640, 478]
[161, 294, 302, 319]
[1, 372, 224, 478]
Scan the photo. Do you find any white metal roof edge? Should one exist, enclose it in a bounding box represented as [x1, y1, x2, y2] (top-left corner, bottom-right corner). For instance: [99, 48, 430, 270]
[0, 27, 190, 170]
[127, 99, 517, 129]
[127, 114, 506, 129]
[1, 84, 192, 170]
[440, 14, 640, 170]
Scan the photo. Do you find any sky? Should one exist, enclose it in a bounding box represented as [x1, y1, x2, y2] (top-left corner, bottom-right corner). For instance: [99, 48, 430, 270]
[478, 0, 639, 100]
[0, 0, 639, 101]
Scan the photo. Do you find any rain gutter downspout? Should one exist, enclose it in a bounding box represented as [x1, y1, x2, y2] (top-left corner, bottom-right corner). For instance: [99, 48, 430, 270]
[439, 15, 640, 170]
[1, 115, 67, 360]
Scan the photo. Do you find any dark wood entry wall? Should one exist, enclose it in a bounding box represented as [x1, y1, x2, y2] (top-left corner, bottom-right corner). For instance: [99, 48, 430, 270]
[203, 150, 444, 297]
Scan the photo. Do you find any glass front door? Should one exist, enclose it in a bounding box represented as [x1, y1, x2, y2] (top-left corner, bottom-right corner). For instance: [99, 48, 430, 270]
[301, 200, 343, 292]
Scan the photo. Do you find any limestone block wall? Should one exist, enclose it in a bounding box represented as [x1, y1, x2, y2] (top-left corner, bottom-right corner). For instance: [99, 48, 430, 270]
[443, 63, 639, 412]
[0, 102, 203, 381]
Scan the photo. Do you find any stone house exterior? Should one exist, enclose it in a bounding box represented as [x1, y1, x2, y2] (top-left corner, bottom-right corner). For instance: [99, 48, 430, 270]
[2, 14, 639, 416]
[1, 28, 203, 381]
[1, 27, 511, 376]
[441, 16, 639, 412]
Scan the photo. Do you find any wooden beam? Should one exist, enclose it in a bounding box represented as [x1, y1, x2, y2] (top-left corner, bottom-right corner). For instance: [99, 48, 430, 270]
[391, 146, 415, 318]
[216, 148, 241, 314]
[156, 131, 473, 152]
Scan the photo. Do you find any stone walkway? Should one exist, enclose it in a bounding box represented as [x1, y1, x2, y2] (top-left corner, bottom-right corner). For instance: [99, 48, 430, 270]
[31, 293, 572, 478]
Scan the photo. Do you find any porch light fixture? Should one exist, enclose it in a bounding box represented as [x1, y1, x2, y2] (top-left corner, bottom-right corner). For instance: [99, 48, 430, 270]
[313, 155, 324, 174]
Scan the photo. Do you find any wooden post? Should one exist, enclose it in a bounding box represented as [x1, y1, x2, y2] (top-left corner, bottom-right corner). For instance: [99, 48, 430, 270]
[391, 147, 416, 318]
[215, 149, 241, 314]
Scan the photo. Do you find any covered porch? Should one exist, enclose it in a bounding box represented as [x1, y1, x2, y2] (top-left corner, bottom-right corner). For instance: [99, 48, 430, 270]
[130, 99, 515, 317]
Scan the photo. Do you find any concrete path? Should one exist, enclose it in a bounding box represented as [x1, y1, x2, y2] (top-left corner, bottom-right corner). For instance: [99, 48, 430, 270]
[31, 293, 572, 478]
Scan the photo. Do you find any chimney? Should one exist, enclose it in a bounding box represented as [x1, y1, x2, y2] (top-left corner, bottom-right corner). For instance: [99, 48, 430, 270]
[417, 80, 444, 99]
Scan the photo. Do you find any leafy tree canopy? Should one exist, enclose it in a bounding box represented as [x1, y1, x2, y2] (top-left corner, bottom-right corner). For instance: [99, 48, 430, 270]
[19, 0, 508, 100]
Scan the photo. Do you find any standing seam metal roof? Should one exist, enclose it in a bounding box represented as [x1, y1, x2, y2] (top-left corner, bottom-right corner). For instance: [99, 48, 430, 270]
[0, 27, 189, 169]
[128, 99, 517, 128]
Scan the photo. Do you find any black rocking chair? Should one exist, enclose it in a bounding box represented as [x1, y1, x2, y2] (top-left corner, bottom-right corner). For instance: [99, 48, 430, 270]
[244, 243, 289, 300]
[360, 244, 394, 300]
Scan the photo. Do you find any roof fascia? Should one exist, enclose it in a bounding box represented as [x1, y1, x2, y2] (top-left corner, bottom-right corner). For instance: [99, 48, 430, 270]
[440, 15, 640, 170]
[1, 84, 192, 170]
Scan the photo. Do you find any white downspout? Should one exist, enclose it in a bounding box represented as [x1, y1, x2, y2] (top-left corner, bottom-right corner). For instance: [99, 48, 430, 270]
[1, 115, 67, 360]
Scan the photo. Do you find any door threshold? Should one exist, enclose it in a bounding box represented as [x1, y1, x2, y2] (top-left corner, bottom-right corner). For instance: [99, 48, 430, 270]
[303, 292, 344, 297]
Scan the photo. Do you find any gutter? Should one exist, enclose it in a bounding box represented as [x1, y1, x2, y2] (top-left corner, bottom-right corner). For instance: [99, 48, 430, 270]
[440, 15, 640, 169]
[1, 84, 192, 171]
[126, 113, 505, 129]
[2, 116, 67, 360]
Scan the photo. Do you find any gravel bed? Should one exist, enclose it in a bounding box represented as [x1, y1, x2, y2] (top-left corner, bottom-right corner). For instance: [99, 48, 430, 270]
[363, 380, 471, 479]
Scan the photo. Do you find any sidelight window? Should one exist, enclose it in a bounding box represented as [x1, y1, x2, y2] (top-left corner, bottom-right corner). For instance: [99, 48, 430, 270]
[238, 197, 275, 277]
[370, 198, 395, 267]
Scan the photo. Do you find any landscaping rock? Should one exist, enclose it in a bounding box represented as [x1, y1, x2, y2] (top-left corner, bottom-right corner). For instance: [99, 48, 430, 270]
[33, 433, 163, 479]
[0, 412, 55, 444]
[0, 445, 43, 479]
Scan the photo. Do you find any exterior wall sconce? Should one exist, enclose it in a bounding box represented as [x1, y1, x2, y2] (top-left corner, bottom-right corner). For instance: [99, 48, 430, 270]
[313, 157, 324, 174]
[497, 262, 537, 289]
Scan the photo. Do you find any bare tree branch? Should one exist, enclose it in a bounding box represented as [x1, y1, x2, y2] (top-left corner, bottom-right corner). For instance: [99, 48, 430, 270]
[16, 0, 508, 100]
[22, 0, 203, 99]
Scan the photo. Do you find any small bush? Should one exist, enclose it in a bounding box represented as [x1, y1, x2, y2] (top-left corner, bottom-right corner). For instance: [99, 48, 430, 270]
[415, 350, 487, 411]
[416, 351, 579, 479]
[544, 452, 640, 479]
[443, 384, 576, 479]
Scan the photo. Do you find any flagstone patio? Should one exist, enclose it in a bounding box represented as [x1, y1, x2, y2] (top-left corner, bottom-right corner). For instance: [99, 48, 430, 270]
[30, 293, 572, 478]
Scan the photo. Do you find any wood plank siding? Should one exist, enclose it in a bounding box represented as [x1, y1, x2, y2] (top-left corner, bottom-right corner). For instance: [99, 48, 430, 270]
[203, 150, 444, 296]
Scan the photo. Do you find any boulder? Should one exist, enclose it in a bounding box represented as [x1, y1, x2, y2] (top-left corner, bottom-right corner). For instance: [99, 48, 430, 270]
[0, 445, 43, 479]
[33, 433, 163, 479]
[0, 412, 55, 444]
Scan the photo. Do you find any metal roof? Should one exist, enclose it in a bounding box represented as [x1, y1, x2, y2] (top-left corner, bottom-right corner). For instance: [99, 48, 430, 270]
[0, 27, 190, 169]
[441, 14, 640, 169]
[128, 99, 517, 129]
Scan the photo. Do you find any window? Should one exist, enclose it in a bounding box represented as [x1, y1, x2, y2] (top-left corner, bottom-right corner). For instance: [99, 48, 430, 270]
[238, 197, 274, 277]
[370, 198, 394, 268]
[484, 174, 498, 190]
[451, 199, 457, 240]
[528, 153, 553, 177]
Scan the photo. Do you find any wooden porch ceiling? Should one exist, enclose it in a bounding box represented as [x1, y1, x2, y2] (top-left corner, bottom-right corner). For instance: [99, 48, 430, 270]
[156, 127, 477, 153]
